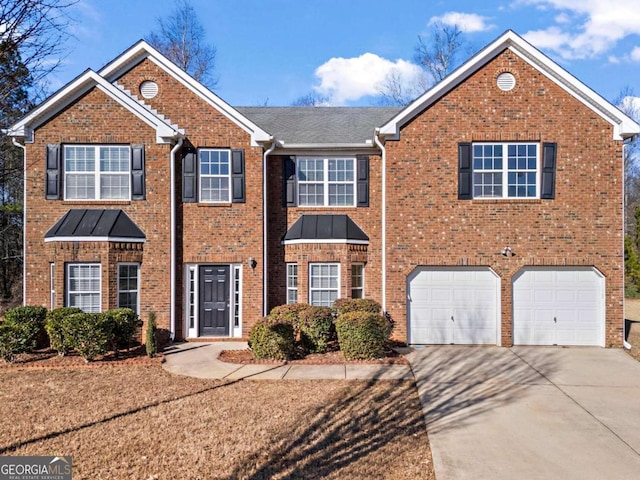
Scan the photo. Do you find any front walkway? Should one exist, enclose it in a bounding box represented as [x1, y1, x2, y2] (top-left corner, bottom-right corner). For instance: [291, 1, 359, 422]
[162, 342, 414, 380]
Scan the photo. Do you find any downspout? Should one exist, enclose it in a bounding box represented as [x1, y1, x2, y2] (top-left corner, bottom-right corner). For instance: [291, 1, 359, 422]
[373, 129, 386, 313]
[262, 138, 276, 316]
[12, 137, 26, 306]
[170, 136, 184, 340]
[623, 138, 632, 350]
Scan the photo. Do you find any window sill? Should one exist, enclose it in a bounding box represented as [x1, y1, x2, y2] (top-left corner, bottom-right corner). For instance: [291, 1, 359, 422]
[470, 198, 543, 204]
[196, 202, 233, 207]
[62, 200, 132, 205]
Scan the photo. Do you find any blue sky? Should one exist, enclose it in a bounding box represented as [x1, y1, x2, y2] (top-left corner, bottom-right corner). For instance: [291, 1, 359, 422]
[54, 0, 640, 107]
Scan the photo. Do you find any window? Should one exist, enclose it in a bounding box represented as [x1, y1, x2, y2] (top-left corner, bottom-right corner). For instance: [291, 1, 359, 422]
[199, 149, 230, 202]
[233, 265, 241, 328]
[187, 266, 196, 329]
[298, 157, 355, 206]
[64, 145, 130, 200]
[309, 263, 339, 307]
[67, 263, 101, 312]
[472, 143, 538, 199]
[351, 264, 364, 298]
[117, 263, 139, 314]
[286, 263, 298, 304]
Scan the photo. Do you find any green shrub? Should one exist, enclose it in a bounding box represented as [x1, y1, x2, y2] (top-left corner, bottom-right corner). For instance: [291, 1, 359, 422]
[45, 307, 83, 356]
[0, 321, 34, 363]
[102, 308, 138, 354]
[333, 298, 381, 316]
[65, 312, 109, 362]
[268, 303, 312, 338]
[334, 311, 391, 360]
[3, 305, 48, 350]
[298, 306, 334, 353]
[146, 312, 157, 358]
[249, 318, 295, 360]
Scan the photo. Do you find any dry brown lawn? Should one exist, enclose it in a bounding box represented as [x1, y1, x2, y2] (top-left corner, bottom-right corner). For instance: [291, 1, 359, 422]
[0, 366, 434, 479]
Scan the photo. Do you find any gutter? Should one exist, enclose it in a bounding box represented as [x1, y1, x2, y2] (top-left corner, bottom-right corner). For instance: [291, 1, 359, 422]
[12, 137, 26, 306]
[262, 138, 276, 316]
[373, 129, 386, 313]
[169, 136, 184, 340]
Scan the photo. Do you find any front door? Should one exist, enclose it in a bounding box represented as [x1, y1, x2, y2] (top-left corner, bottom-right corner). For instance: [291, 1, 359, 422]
[198, 265, 230, 336]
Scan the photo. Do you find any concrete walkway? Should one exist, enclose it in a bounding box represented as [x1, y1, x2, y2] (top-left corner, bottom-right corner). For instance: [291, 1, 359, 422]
[162, 342, 414, 380]
[408, 346, 640, 480]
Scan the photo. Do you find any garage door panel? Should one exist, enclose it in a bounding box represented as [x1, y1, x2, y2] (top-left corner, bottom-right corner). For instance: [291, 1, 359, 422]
[408, 267, 499, 345]
[513, 267, 604, 346]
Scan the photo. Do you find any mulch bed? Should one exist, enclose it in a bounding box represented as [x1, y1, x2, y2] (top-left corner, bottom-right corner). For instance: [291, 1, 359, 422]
[218, 346, 410, 365]
[0, 345, 164, 369]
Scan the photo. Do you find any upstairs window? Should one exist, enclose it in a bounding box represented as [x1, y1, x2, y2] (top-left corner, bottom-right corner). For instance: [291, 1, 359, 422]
[64, 145, 131, 200]
[199, 149, 231, 203]
[182, 147, 245, 204]
[472, 143, 538, 199]
[298, 158, 356, 206]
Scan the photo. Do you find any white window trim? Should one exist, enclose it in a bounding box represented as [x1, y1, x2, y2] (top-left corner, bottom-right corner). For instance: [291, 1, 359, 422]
[117, 263, 140, 314]
[233, 265, 242, 337]
[198, 148, 232, 203]
[472, 142, 540, 199]
[351, 263, 365, 299]
[309, 262, 340, 307]
[50, 262, 55, 309]
[63, 145, 131, 201]
[66, 263, 101, 313]
[297, 157, 357, 207]
[286, 263, 298, 304]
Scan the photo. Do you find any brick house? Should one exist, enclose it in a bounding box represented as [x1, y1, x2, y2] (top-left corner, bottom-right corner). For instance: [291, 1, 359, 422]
[8, 30, 639, 347]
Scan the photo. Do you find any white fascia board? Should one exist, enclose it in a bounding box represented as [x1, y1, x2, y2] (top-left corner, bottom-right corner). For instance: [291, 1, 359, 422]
[7, 70, 181, 143]
[273, 143, 380, 156]
[379, 30, 640, 141]
[45, 236, 146, 243]
[99, 41, 271, 146]
[281, 239, 369, 245]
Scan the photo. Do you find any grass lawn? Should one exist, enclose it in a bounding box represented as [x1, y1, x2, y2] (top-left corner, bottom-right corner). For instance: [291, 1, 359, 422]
[0, 366, 434, 479]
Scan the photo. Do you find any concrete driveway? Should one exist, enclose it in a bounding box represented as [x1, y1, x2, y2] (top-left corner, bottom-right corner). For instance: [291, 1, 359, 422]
[407, 346, 640, 480]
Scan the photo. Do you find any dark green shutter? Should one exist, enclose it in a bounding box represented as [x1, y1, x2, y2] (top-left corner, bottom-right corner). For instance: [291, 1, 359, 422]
[541, 142, 557, 199]
[458, 142, 472, 200]
[182, 147, 197, 203]
[283, 156, 296, 206]
[231, 149, 245, 203]
[45, 144, 61, 200]
[131, 144, 145, 200]
[356, 155, 369, 207]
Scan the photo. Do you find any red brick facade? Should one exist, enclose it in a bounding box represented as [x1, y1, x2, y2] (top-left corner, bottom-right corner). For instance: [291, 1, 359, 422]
[13, 33, 635, 347]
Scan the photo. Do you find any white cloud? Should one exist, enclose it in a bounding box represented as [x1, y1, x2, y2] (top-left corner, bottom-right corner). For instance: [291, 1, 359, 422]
[428, 12, 493, 33]
[631, 47, 640, 62]
[518, 0, 640, 59]
[313, 53, 423, 105]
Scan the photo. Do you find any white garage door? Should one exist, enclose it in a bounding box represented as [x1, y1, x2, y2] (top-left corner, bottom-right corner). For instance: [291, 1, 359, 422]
[408, 267, 500, 345]
[513, 267, 604, 346]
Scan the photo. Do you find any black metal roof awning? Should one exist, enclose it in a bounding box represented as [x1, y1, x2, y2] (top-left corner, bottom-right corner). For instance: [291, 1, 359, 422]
[45, 209, 146, 243]
[282, 214, 369, 245]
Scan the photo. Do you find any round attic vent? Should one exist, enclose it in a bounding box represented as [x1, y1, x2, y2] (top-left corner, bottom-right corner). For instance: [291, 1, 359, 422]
[497, 72, 516, 91]
[139, 80, 158, 99]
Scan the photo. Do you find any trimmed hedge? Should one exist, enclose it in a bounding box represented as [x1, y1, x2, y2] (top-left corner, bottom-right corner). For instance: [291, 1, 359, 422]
[333, 298, 381, 316]
[65, 312, 110, 362]
[268, 303, 312, 337]
[0, 306, 48, 362]
[249, 318, 295, 360]
[102, 308, 139, 354]
[298, 306, 334, 353]
[45, 307, 83, 356]
[334, 311, 391, 360]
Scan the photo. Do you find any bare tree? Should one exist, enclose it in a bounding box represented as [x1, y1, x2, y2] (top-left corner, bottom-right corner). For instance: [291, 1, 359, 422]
[0, 0, 76, 105]
[291, 92, 329, 106]
[615, 87, 640, 235]
[376, 22, 466, 106]
[147, 0, 218, 88]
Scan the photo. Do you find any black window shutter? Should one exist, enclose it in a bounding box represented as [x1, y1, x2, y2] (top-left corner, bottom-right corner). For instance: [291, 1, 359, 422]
[356, 155, 369, 207]
[231, 149, 245, 203]
[541, 142, 557, 200]
[131, 144, 145, 200]
[458, 142, 472, 200]
[182, 147, 197, 203]
[283, 156, 296, 206]
[45, 144, 61, 200]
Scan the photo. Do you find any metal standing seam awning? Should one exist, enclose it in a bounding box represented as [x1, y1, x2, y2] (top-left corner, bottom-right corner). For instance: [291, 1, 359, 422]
[282, 214, 369, 244]
[44, 209, 146, 243]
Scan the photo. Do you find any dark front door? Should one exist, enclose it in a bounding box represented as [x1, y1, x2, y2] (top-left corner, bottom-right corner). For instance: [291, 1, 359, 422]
[199, 265, 230, 336]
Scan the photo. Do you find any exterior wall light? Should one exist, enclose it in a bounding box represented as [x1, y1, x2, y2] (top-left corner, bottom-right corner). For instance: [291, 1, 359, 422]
[248, 257, 257, 269]
[501, 246, 515, 257]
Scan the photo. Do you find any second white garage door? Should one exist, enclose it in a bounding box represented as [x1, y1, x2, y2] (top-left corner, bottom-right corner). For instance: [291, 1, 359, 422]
[408, 267, 500, 345]
[513, 267, 604, 346]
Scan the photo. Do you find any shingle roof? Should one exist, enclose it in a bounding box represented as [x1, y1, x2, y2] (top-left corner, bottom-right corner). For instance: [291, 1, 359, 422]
[283, 215, 369, 244]
[237, 107, 401, 145]
[45, 209, 145, 242]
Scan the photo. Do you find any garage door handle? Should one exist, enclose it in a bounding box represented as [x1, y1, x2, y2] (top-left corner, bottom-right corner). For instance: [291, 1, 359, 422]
[451, 316, 454, 322]
[554, 317, 557, 323]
